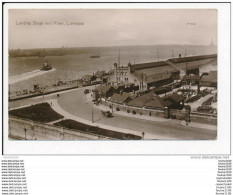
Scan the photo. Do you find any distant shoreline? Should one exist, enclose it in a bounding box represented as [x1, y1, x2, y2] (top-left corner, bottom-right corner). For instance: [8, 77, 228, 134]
[9, 43, 215, 51]
[9, 44, 217, 58]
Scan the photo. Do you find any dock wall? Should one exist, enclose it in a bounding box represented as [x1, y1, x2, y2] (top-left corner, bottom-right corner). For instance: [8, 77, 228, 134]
[9, 116, 113, 140]
[101, 100, 217, 125]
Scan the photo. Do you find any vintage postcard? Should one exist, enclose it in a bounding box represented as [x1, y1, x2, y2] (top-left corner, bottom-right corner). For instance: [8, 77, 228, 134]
[3, 3, 230, 155]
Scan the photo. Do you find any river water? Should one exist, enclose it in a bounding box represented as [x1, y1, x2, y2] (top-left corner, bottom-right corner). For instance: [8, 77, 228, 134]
[9, 45, 217, 92]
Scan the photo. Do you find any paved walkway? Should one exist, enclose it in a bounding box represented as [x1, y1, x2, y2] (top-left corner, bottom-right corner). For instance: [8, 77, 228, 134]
[85, 87, 216, 131]
[93, 103, 217, 131]
[46, 118, 65, 125]
[93, 104, 169, 123]
[10, 98, 154, 139]
[186, 94, 214, 111]
[9, 100, 48, 111]
[9, 86, 95, 110]
[180, 121, 217, 131]
[211, 102, 217, 109]
[49, 99, 171, 140]
[9, 87, 217, 140]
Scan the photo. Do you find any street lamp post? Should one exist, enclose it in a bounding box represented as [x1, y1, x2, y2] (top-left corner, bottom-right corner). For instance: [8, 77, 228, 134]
[165, 107, 169, 119]
[9, 84, 10, 101]
[92, 107, 94, 123]
[31, 122, 35, 140]
[24, 127, 27, 140]
[9, 119, 11, 137]
[185, 105, 191, 126]
[142, 132, 145, 140]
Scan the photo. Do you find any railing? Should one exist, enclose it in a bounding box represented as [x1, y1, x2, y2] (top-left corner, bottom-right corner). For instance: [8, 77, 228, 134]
[105, 100, 166, 112]
[191, 112, 217, 118]
[9, 116, 116, 140]
[103, 100, 217, 124]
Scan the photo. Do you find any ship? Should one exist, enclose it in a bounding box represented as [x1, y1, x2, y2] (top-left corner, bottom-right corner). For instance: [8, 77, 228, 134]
[41, 61, 52, 71]
[90, 55, 100, 58]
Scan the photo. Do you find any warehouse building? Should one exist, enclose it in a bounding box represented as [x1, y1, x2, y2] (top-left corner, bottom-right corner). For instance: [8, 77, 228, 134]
[109, 54, 217, 92]
[109, 61, 178, 91]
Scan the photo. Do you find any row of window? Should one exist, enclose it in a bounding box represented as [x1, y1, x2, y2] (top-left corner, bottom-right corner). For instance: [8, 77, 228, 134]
[117, 72, 128, 76]
[117, 77, 129, 81]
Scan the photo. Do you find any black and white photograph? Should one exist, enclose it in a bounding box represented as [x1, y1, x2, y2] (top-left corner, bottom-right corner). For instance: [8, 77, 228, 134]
[8, 9, 218, 141]
[1, 3, 232, 195]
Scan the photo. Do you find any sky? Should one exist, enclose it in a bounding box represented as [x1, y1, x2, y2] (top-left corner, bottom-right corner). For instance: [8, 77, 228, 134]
[9, 9, 217, 49]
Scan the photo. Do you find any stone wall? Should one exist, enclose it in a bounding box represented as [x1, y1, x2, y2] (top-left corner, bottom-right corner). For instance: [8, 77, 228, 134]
[101, 100, 217, 125]
[9, 117, 113, 140]
[101, 100, 166, 118]
[190, 113, 217, 125]
[169, 109, 186, 120]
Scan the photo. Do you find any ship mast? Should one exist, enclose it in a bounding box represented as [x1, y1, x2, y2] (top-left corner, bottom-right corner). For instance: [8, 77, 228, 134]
[210, 37, 214, 46]
[118, 49, 121, 66]
[157, 48, 159, 61]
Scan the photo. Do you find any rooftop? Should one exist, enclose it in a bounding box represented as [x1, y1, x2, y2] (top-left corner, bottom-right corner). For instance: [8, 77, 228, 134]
[134, 65, 177, 76]
[96, 85, 114, 94]
[83, 75, 94, 80]
[95, 70, 105, 78]
[152, 87, 169, 94]
[130, 54, 217, 75]
[164, 93, 185, 104]
[143, 73, 172, 84]
[183, 74, 200, 80]
[169, 54, 217, 64]
[127, 91, 156, 107]
[200, 71, 217, 83]
[131, 71, 172, 84]
[131, 61, 168, 70]
[145, 95, 169, 109]
[110, 92, 131, 104]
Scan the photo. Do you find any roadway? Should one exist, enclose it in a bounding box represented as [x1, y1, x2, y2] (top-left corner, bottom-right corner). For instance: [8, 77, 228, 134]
[57, 88, 216, 140]
[9, 87, 217, 140]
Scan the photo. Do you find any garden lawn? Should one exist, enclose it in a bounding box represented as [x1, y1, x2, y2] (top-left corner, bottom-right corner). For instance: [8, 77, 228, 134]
[9, 102, 64, 122]
[55, 119, 142, 140]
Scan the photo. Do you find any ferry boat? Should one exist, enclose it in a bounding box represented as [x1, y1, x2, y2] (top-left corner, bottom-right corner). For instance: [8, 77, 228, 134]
[41, 61, 52, 71]
[90, 55, 100, 58]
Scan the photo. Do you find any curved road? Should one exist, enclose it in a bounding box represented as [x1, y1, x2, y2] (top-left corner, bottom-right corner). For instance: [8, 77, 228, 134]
[9, 87, 217, 140]
[56, 88, 217, 140]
